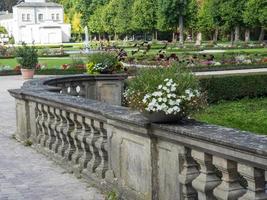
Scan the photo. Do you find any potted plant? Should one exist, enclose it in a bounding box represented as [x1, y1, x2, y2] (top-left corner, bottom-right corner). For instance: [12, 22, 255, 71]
[86, 52, 124, 74]
[124, 63, 206, 123]
[15, 43, 38, 79]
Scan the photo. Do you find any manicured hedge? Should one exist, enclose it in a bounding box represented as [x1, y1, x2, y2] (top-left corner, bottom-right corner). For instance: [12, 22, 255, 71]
[0, 69, 86, 76]
[200, 74, 267, 103]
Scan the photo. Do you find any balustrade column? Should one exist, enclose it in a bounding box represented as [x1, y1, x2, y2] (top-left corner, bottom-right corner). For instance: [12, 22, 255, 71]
[51, 108, 62, 155]
[85, 119, 99, 175]
[62, 111, 75, 162]
[179, 147, 199, 200]
[191, 150, 221, 200]
[213, 156, 245, 200]
[94, 121, 108, 179]
[238, 164, 267, 200]
[45, 106, 56, 151]
[39, 105, 48, 148]
[77, 116, 91, 170]
[70, 114, 83, 166]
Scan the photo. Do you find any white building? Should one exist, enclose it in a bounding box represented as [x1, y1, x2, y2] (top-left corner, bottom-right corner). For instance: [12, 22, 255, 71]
[0, 0, 71, 44]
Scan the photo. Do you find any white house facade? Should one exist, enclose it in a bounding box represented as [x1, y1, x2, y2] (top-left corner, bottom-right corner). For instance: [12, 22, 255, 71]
[0, 0, 71, 44]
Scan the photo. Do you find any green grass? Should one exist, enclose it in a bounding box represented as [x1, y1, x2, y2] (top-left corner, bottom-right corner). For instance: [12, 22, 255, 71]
[0, 57, 72, 68]
[193, 98, 267, 135]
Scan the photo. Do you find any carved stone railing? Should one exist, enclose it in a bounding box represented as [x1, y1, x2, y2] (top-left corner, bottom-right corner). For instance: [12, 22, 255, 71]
[9, 75, 267, 200]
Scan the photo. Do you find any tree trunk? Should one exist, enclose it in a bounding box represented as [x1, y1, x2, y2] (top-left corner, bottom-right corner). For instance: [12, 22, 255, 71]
[213, 28, 219, 43]
[195, 32, 202, 46]
[259, 27, 265, 42]
[172, 32, 177, 43]
[153, 30, 158, 41]
[179, 15, 184, 46]
[234, 25, 240, 43]
[230, 30, 234, 46]
[245, 29, 250, 43]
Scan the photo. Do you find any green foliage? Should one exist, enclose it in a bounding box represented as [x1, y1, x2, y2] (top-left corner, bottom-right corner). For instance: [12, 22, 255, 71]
[194, 97, 267, 135]
[0, 26, 7, 34]
[200, 74, 267, 103]
[15, 44, 38, 69]
[125, 63, 203, 113]
[86, 52, 122, 74]
[131, 0, 157, 32]
[243, 0, 267, 28]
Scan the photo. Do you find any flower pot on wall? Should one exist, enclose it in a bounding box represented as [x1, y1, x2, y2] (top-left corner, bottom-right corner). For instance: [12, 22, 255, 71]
[142, 111, 184, 123]
[20, 68, 35, 79]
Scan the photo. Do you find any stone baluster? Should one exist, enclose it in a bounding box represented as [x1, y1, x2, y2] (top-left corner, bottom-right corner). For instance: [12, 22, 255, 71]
[70, 113, 83, 166]
[238, 164, 267, 200]
[213, 156, 245, 200]
[94, 121, 108, 179]
[191, 150, 221, 200]
[44, 106, 56, 151]
[60, 84, 68, 94]
[79, 117, 92, 169]
[85, 119, 99, 174]
[35, 103, 43, 145]
[78, 83, 86, 98]
[179, 147, 199, 200]
[51, 108, 61, 154]
[57, 110, 68, 158]
[62, 111, 75, 162]
[39, 105, 48, 148]
[69, 83, 79, 96]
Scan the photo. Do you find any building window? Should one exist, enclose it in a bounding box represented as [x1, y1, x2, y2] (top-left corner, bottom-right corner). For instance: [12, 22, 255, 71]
[38, 14, 43, 21]
[22, 14, 25, 21]
[27, 14, 30, 21]
[51, 14, 55, 20]
[56, 14, 59, 20]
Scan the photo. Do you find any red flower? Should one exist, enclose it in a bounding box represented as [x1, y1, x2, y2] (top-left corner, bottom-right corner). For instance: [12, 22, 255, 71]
[61, 64, 69, 70]
[14, 65, 21, 72]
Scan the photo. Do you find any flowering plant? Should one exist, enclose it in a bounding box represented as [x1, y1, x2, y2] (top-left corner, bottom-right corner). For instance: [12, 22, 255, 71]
[86, 52, 124, 74]
[124, 63, 206, 119]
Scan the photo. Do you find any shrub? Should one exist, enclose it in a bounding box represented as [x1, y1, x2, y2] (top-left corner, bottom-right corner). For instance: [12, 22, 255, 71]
[86, 52, 123, 74]
[69, 56, 85, 69]
[124, 63, 206, 116]
[15, 43, 38, 69]
[200, 74, 267, 103]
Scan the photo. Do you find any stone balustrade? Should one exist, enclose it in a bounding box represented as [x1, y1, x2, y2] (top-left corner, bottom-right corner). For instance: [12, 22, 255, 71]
[9, 75, 267, 200]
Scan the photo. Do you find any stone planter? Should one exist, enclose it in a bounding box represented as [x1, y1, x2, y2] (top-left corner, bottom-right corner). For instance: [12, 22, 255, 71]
[142, 111, 184, 123]
[21, 68, 35, 79]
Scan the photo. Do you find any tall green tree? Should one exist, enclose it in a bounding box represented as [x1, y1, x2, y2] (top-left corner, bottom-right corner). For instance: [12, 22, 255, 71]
[157, 0, 187, 44]
[131, 0, 157, 39]
[243, 0, 267, 42]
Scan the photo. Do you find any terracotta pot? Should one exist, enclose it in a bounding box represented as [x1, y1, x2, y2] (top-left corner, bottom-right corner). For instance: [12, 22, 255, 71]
[20, 68, 35, 79]
[142, 111, 184, 123]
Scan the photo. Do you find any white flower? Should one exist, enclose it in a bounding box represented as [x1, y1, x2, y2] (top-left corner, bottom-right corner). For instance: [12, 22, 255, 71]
[163, 98, 167, 103]
[158, 85, 163, 89]
[164, 78, 169, 82]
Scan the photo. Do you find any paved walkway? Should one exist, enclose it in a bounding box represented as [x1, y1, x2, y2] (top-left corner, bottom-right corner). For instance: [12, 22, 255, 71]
[0, 76, 105, 200]
[195, 68, 267, 77]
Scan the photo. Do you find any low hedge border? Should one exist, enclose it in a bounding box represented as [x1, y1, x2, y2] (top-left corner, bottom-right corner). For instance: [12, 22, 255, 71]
[0, 69, 86, 76]
[200, 73, 267, 103]
[191, 64, 267, 72]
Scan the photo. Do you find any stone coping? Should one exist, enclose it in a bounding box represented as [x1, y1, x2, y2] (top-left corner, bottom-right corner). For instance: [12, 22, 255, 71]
[9, 75, 267, 158]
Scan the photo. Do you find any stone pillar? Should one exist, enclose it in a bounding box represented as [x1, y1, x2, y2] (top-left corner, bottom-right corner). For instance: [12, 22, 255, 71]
[15, 99, 30, 142]
[238, 164, 267, 200]
[213, 156, 245, 200]
[191, 150, 221, 200]
[96, 80, 124, 106]
[179, 147, 199, 200]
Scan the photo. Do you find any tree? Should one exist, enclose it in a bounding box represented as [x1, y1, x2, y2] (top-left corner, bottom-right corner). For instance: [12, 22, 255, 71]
[157, 0, 187, 44]
[131, 0, 157, 39]
[218, 0, 246, 44]
[88, 6, 105, 38]
[243, 0, 267, 42]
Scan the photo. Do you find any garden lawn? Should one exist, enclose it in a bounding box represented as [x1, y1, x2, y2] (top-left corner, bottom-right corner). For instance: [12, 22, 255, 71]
[193, 98, 267, 135]
[0, 57, 72, 69]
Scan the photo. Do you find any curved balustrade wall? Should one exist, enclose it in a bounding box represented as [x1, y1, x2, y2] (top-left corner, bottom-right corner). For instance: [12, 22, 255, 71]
[9, 75, 267, 200]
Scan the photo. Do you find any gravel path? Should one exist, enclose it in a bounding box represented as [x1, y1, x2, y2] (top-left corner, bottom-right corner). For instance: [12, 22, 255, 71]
[0, 76, 105, 200]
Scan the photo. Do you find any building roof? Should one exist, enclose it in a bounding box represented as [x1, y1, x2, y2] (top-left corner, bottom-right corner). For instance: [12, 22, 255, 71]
[0, 13, 13, 20]
[14, 2, 62, 8]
